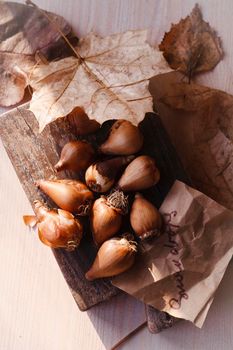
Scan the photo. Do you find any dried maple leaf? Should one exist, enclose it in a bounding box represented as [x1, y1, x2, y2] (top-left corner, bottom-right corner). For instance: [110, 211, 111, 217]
[28, 30, 171, 131]
[149, 71, 233, 210]
[0, 1, 78, 107]
[159, 4, 223, 79]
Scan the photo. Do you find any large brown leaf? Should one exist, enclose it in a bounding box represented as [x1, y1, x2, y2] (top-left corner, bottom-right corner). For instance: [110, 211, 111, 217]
[0, 1, 78, 107]
[149, 72, 233, 210]
[159, 4, 223, 79]
[29, 30, 171, 132]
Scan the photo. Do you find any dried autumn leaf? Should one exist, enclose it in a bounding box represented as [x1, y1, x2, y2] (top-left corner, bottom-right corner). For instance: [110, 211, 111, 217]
[149, 71, 233, 210]
[159, 4, 223, 79]
[0, 1, 78, 107]
[28, 30, 171, 132]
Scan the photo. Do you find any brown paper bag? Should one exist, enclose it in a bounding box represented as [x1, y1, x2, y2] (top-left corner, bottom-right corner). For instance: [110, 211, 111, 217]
[113, 181, 233, 327]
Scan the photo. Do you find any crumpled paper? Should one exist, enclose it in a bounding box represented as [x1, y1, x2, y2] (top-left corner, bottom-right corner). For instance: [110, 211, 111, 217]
[149, 71, 233, 211]
[113, 180, 233, 327]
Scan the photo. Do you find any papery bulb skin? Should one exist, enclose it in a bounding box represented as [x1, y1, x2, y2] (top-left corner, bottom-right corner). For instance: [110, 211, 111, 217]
[33, 200, 83, 250]
[85, 237, 137, 280]
[85, 156, 134, 193]
[130, 193, 162, 240]
[36, 179, 94, 215]
[91, 197, 122, 245]
[117, 155, 160, 192]
[23, 215, 38, 227]
[99, 120, 143, 155]
[54, 140, 95, 172]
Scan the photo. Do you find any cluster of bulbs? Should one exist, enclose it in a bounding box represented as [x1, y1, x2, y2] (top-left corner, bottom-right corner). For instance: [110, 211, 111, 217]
[24, 113, 162, 281]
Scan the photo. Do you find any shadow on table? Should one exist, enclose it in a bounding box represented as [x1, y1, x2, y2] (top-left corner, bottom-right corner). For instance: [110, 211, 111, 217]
[87, 291, 146, 349]
[86, 261, 233, 350]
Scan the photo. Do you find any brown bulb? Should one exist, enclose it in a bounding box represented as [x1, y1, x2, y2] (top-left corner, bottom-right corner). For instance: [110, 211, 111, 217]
[54, 140, 95, 172]
[117, 155, 160, 192]
[99, 120, 143, 155]
[24, 200, 83, 250]
[85, 156, 134, 193]
[67, 107, 100, 135]
[130, 193, 162, 240]
[91, 197, 122, 245]
[85, 236, 137, 280]
[36, 179, 94, 215]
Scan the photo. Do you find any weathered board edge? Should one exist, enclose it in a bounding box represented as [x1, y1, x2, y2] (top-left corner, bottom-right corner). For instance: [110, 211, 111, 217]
[0, 105, 119, 311]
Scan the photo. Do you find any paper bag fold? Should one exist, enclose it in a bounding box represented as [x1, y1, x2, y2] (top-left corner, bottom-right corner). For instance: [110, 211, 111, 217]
[113, 181, 233, 327]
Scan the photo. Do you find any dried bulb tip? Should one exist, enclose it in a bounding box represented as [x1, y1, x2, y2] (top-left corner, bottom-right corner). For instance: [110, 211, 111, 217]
[121, 232, 136, 243]
[107, 190, 129, 215]
[120, 236, 137, 252]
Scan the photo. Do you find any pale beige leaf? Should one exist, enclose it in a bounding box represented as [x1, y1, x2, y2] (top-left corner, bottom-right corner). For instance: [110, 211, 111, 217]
[0, 1, 77, 107]
[29, 30, 171, 131]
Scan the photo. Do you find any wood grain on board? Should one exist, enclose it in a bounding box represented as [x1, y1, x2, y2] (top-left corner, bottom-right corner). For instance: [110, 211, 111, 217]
[0, 105, 119, 311]
[0, 105, 190, 331]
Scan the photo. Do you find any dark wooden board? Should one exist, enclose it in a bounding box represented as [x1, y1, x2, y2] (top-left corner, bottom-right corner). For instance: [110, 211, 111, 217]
[146, 305, 178, 333]
[0, 105, 119, 311]
[0, 106, 190, 331]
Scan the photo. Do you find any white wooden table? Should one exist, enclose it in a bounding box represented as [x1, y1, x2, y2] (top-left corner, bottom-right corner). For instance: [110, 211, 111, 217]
[1, 1, 233, 349]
